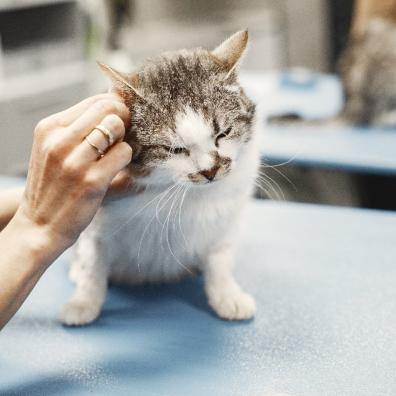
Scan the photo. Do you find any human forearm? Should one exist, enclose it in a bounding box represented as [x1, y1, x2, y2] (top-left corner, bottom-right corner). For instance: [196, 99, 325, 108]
[0, 210, 65, 329]
[0, 187, 24, 231]
[0, 94, 131, 329]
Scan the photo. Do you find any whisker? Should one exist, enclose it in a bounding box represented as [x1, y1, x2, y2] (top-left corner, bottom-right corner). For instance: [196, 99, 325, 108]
[170, 185, 183, 232]
[261, 153, 299, 168]
[256, 175, 282, 201]
[265, 165, 298, 192]
[257, 171, 286, 201]
[136, 183, 179, 268]
[156, 183, 180, 225]
[161, 185, 193, 275]
[178, 185, 189, 248]
[254, 180, 276, 200]
[105, 184, 164, 238]
[160, 185, 182, 250]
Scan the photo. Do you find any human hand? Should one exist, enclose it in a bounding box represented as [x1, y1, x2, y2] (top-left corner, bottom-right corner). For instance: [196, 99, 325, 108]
[14, 94, 132, 251]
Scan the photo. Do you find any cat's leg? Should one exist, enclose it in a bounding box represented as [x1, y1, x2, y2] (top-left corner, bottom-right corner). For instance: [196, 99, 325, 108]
[203, 243, 256, 320]
[60, 235, 108, 326]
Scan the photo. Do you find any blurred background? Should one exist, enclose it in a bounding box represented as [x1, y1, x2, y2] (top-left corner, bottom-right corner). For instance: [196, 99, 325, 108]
[1, 0, 395, 210]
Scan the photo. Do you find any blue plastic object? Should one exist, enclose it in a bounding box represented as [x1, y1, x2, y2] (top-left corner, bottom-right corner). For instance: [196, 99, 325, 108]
[279, 69, 320, 91]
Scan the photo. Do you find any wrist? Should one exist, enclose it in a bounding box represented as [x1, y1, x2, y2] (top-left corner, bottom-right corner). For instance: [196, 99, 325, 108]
[7, 209, 69, 268]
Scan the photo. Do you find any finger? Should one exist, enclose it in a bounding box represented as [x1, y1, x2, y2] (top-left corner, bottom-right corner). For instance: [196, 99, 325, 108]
[67, 98, 130, 142]
[52, 94, 124, 126]
[90, 142, 133, 184]
[109, 169, 132, 191]
[109, 168, 134, 194]
[68, 114, 127, 164]
[103, 169, 136, 202]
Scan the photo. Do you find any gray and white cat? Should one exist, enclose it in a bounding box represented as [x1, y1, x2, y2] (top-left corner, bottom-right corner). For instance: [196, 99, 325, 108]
[61, 30, 259, 326]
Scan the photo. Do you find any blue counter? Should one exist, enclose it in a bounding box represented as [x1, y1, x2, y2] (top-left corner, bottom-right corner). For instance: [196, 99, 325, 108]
[1, 188, 396, 395]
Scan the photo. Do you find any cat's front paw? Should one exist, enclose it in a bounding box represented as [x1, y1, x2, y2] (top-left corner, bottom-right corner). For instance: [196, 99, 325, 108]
[60, 301, 101, 326]
[207, 285, 256, 321]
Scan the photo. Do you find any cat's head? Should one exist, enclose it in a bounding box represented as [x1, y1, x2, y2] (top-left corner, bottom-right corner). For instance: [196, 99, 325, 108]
[99, 30, 255, 186]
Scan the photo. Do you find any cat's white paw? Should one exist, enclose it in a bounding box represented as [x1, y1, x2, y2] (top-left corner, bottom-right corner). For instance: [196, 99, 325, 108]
[207, 286, 256, 321]
[60, 301, 101, 326]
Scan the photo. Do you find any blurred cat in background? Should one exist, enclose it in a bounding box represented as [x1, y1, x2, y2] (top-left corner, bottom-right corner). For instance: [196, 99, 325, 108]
[338, 17, 396, 127]
[271, 17, 396, 128]
[61, 30, 259, 326]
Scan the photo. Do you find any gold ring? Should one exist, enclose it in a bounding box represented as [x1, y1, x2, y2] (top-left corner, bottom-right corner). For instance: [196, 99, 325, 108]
[85, 135, 105, 156]
[94, 124, 115, 146]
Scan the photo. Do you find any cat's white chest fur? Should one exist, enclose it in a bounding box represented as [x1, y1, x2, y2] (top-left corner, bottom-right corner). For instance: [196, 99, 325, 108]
[70, 134, 259, 289]
[72, 139, 257, 286]
[76, 182, 243, 285]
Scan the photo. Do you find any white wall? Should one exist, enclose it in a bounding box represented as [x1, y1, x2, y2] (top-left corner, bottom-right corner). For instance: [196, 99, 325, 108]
[284, 0, 331, 71]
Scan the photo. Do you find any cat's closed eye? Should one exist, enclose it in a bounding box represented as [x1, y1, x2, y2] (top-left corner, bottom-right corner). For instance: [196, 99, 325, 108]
[173, 147, 188, 155]
[215, 127, 232, 146]
[162, 145, 188, 155]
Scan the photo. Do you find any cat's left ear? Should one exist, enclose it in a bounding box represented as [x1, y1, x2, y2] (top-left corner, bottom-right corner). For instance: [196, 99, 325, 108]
[97, 61, 146, 101]
[211, 30, 248, 79]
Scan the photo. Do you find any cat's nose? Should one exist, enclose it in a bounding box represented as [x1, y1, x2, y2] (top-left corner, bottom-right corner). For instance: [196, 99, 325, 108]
[200, 165, 220, 181]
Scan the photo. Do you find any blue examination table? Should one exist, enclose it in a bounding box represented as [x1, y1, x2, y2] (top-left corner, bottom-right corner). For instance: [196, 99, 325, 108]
[1, 177, 396, 396]
[242, 71, 396, 176]
[261, 126, 396, 176]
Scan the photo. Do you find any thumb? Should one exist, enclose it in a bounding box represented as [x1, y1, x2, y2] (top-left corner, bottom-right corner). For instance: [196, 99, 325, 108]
[105, 168, 137, 201]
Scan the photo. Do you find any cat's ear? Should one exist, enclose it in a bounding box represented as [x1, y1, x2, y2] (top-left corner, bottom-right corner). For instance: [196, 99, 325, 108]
[211, 30, 248, 78]
[97, 61, 145, 101]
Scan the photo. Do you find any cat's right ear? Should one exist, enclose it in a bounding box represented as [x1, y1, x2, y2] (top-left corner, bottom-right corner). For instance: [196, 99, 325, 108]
[97, 61, 146, 101]
[211, 30, 248, 78]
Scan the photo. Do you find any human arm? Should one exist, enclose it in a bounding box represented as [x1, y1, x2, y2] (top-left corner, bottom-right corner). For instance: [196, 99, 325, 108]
[0, 94, 132, 329]
[0, 187, 24, 231]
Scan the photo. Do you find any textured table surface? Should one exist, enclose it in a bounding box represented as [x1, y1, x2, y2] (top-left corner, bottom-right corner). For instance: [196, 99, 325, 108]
[1, 175, 396, 396]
